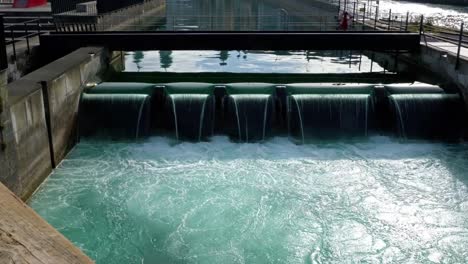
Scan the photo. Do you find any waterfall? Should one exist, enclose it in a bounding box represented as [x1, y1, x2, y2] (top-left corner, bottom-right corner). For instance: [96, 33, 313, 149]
[225, 94, 273, 142]
[80, 94, 151, 138]
[384, 83, 444, 95]
[86, 82, 156, 95]
[388, 94, 465, 139]
[288, 94, 372, 142]
[167, 94, 214, 141]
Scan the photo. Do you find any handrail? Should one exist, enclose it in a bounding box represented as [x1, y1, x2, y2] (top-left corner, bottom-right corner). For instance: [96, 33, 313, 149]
[2, 17, 47, 61]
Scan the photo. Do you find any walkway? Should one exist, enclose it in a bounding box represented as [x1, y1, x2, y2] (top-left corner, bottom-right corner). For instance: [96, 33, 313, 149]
[423, 35, 468, 62]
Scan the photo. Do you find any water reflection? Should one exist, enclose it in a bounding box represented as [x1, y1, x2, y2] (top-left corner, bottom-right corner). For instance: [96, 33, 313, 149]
[132, 51, 144, 71]
[159, 51, 173, 71]
[124, 50, 386, 73]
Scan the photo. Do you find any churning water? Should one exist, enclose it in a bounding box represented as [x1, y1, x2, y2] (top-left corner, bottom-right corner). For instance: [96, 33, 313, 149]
[29, 137, 468, 263]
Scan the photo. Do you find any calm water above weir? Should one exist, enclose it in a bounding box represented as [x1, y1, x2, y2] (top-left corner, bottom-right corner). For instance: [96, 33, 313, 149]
[141, 0, 468, 30]
[124, 50, 385, 73]
[29, 137, 468, 263]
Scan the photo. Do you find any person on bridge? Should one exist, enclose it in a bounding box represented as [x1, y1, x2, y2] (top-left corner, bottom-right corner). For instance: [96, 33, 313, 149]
[339, 11, 353, 31]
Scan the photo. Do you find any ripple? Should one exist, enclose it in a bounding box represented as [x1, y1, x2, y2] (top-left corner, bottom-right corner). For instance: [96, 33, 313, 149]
[29, 136, 468, 264]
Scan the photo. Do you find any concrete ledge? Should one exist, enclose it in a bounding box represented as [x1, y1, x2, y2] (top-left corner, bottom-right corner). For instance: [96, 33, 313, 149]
[1, 47, 108, 200]
[0, 182, 93, 263]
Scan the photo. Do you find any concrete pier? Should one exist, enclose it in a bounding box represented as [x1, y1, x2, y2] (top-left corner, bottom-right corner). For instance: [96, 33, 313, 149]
[0, 47, 108, 200]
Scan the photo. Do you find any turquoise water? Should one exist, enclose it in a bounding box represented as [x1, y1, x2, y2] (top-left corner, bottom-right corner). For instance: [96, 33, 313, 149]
[125, 50, 385, 73]
[30, 137, 468, 263]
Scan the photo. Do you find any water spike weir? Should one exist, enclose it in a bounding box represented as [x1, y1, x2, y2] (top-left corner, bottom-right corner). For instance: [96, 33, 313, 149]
[79, 94, 151, 139]
[286, 83, 375, 142]
[388, 94, 465, 139]
[288, 94, 372, 141]
[164, 83, 215, 141]
[224, 83, 276, 142]
[167, 94, 214, 141]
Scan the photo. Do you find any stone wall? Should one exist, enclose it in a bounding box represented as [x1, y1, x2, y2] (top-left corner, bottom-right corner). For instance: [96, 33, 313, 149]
[0, 47, 109, 200]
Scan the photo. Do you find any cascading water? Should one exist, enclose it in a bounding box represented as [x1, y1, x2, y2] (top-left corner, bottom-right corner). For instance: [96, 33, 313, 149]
[225, 94, 274, 142]
[389, 94, 465, 139]
[79, 94, 151, 138]
[167, 94, 214, 141]
[288, 94, 372, 142]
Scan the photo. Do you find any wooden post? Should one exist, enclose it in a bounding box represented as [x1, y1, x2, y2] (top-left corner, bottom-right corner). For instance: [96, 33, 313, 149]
[456, 22, 464, 70]
[374, 6, 379, 30]
[419, 15, 424, 35]
[353, 2, 357, 24]
[388, 9, 392, 31]
[405, 11, 409, 31]
[362, 3, 366, 30]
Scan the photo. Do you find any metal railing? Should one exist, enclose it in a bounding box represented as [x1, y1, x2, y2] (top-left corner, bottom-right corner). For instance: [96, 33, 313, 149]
[0, 15, 6, 70]
[2, 16, 47, 61]
[55, 12, 414, 32]
[418, 17, 467, 70]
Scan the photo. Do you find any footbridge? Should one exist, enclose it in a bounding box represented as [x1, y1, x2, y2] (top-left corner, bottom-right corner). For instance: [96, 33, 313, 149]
[39, 31, 420, 58]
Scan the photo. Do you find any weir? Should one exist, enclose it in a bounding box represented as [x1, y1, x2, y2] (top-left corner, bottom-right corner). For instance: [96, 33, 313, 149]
[80, 94, 151, 139]
[224, 83, 275, 142]
[2, 0, 468, 261]
[164, 83, 215, 141]
[79, 82, 467, 142]
[389, 94, 464, 139]
[385, 84, 466, 139]
[287, 84, 374, 142]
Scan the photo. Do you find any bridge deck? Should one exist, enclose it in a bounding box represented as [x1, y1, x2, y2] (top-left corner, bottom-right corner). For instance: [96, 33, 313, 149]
[39, 31, 420, 61]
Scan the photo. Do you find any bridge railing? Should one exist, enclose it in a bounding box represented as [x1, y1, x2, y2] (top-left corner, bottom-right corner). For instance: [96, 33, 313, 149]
[1, 16, 48, 63]
[0, 16, 7, 71]
[54, 12, 414, 33]
[418, 19, 467, 70]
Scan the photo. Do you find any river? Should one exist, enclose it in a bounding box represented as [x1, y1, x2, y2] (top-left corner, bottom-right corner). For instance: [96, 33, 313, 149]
[375, 0, 468, 28]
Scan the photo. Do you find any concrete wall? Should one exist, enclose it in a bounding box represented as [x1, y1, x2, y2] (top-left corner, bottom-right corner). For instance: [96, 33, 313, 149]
[370, 45, 468, 102]
[0, 47, 109, 200]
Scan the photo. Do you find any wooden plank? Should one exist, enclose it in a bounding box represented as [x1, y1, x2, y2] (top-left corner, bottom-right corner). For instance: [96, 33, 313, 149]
[0, 183, 94, 263]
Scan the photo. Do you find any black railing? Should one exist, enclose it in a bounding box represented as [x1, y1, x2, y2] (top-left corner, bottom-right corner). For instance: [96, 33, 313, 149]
[2, 16, 46, 62]
[97, 0, 145, 14]
[50, 0, 91, 14]
[418, 16, 467, 70]
[51, 0, 147, 15]
[0, 16, 7, 70]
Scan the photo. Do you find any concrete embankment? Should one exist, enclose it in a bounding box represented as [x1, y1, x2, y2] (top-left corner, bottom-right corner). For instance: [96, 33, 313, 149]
[0, 47, 109, 201]
[0, 47, 103, 263]
[369, 44, 468, 110]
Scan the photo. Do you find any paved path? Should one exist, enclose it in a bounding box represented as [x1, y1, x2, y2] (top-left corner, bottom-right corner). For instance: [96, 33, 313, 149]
[422, 36, 468, 61]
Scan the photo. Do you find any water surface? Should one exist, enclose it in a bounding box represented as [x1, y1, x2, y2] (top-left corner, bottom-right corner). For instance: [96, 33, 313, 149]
[124, 50, 385, 73]
[377, 0, 468, 28]
[30, 137, 468, 263]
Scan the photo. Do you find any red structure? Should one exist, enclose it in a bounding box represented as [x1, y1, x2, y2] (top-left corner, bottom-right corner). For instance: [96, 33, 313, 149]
[13, 0, 47, 8]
